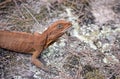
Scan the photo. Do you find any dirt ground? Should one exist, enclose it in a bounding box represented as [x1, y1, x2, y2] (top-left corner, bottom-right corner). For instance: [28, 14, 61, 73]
[0, 0, 120, 79]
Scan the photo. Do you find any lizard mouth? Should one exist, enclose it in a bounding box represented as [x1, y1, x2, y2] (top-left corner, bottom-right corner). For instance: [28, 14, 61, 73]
[62, 22, 72, 32]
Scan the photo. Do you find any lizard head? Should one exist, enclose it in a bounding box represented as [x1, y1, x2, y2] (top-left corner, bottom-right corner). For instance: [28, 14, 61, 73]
[43, 20, 72, 48]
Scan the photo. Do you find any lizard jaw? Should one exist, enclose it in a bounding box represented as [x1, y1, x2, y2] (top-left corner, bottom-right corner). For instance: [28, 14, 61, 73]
[62, 23, 72, 33]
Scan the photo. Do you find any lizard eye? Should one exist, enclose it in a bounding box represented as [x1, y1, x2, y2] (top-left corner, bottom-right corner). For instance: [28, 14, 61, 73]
[57, 24, 63, 29]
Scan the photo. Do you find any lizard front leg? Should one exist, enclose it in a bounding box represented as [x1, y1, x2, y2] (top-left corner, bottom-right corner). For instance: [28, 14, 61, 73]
[31, 51, 58, 75]
[31, 50, 49, 71]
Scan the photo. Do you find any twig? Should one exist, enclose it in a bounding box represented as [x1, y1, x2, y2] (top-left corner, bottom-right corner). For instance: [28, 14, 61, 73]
[13, 0, 25, 19]
[75, 66, 82, 79]
[0, 0, 12, 6]
[0, 23, 10, 26]
[22, 4, 40, 26]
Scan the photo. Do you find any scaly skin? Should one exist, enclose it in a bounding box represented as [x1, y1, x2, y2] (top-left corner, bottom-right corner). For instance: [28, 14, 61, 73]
[0, 20, 71, 71]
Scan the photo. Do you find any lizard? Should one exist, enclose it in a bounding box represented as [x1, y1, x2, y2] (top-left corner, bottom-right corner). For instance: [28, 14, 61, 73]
[0, 20, 72, 71]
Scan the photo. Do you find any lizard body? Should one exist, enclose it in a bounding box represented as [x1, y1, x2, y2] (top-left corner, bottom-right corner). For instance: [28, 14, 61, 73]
[0, 20, 71, 71]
